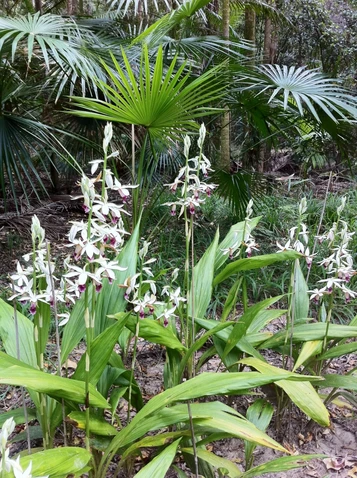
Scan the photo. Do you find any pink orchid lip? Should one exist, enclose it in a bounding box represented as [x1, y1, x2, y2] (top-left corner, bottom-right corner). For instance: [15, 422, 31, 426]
[29, 302, 37, 315]
[78, 284, 86, 293]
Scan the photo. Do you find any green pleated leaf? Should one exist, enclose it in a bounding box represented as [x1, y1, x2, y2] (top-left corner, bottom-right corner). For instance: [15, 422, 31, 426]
[188, 229, 219, 319]
[134, 439, 181, 478]
[223, 296, 284, 359]
[0, 298, 37, 367]
[0, 408, 37, 427]
[34, 283, 51, 359]
[178, 321, 232, 381]
[60, 284, 94, 364]
[240, 454, 325, 477]
[0, 352, 108, 408]
[182, 447, 242, 478]
[124, 315, 186, 352]
[172, 466, 190, 478]
[246, 309, 287, 335]
[73, 313, 129, 385]
[213, 251, 302, 286]
[244, 399, 274, 468]
[68, 411, 117, 436]
[215, 217, 261, 272]
[240, 358, 330, 426]
[322, 374, 357, 391]
[319, 341, 357, 360]
[221, 278, 242, 322]
[260, 324, 357, 349]
[292, 259, 309, 322]
[190, 402, 285, 452]
[7, 447, 92, 478]
[122, 431, 191, 463]
[293, 340, 322, 371]
[195, 317, 270, 356]
[105, 370, 321, 455]
[10, 425, 43, 443]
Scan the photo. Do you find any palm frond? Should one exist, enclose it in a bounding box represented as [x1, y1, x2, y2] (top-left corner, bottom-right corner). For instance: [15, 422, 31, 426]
[230, 0, 283, 22]
[0, 13, 75, 66]
[212, 169, 270, 219]
[254, 65, 357, 122]
[161, 35, 253, 63]
[107, 0, 174, 16]
[69, 45, 225, 142]
[132, 0, 212, 47]
[0, 13, 106, 98]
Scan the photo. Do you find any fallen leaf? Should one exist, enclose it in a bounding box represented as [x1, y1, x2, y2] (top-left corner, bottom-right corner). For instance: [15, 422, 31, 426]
[324, 457, 346, 471]
[62, 359, 77, 369]
[348, 466, 357, 477]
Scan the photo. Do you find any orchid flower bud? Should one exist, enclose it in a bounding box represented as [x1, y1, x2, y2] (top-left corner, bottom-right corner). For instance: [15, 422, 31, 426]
[197, 123, 206, 149]
[337, 196, 347, 215]
[298, 197, 307, 216]
[103, 122, 113, 154]
[31, 215, 45, 246]
[184, 135, 191, 158]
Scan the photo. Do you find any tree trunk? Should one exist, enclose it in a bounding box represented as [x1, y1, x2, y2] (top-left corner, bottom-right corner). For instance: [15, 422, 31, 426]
[242, 7, 258, 170]
[244, 7, 256, 65]
[67, 0, 78, 15]
[218, 0, 230, 171]
[260, 2, 275, 171]
[263, 16, 272, 63]
[34, 0, 41, 13]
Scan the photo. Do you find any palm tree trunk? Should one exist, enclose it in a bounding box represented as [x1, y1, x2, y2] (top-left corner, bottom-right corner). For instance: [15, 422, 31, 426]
[244, 7, 256, 65]
[243, 7, 258, 170]
[219, 0, 230, 171]
[261, 2, 275, 172]
[34, 0, 42, 13]
[264, 17, 272, 63]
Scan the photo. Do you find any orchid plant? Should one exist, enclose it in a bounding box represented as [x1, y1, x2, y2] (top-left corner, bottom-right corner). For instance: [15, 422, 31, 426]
[3, 123, 357, 478]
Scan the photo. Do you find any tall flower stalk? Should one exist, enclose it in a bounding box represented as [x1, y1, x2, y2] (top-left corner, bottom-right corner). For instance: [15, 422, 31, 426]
[165, 124, 216, 372]
[309, 196, 356, 367]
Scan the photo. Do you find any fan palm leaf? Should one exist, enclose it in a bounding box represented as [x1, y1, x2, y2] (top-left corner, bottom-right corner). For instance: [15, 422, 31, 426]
[247, 65, 357, 123]
[132, 0, 213, 46]
[212, 169, 269, 219]
[0, 13, 76, 66]
[70, 45, 225, 142]
[0, 13, 105, 98]
[107, 0, 173, 15]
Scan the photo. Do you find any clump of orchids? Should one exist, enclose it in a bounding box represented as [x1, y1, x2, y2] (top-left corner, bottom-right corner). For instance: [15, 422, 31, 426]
[8, 123, 132, 323]
[165, 123, 216, 217]
[275, 196, 356, 304]
[276, 197, 313, 267]
[310, 196, 356, 304]
[221, 198, 259, 260]
[8, 122, 187, 329]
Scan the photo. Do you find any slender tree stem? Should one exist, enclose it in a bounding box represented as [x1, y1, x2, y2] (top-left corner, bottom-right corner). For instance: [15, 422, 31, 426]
[11, 279, 31, 454]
